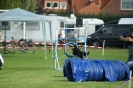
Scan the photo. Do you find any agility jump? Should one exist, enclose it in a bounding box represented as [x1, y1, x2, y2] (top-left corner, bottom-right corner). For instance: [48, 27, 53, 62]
[53, 27, 87, 70]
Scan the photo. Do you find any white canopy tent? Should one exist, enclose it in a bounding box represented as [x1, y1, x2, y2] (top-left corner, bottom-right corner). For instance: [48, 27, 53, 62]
[0, 8, 52, 59]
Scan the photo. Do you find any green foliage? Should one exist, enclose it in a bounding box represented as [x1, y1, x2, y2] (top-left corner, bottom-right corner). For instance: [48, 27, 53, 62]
[46, 9, 71, 17]
[28, 0, 37, 13]
[46, 10, 133, 23]
[21, 0, 38, 13]
[76, 13, 133, 23]
[21, 0, 30, 11]
[0, 0, 38, 13]
[0, 0, 21, 9]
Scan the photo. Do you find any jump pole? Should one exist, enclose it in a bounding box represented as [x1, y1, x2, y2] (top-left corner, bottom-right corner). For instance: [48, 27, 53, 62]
[102, 40, 105, 56]
[84, 21, 88, 52]
[53, 28, 60, 70]
[128, 70, 132, 88]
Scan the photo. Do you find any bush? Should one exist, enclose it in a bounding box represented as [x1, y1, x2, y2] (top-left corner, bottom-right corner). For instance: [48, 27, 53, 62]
[76, 13, 133, 23]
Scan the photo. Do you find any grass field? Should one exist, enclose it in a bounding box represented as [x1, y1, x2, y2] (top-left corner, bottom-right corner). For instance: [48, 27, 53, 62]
[0, 47, 133, 88]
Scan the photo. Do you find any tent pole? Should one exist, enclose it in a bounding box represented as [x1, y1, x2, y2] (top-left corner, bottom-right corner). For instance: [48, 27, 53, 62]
[42, 21, 47, 59]
[49, 21, 53, 58]
[23, 22, 26, 39]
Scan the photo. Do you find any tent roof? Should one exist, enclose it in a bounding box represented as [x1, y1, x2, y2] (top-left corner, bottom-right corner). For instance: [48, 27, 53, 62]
[0, 8, 51, 22]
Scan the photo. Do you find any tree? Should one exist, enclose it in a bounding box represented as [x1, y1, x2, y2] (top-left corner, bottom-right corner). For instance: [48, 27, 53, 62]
[0, 0, 21, 9]
[0, 0, 38, 13]
[21, 0, 30, 11]
[28, 0, 37, 13]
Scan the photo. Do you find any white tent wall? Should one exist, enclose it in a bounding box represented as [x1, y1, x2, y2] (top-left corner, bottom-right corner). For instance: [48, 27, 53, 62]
[0, 21, 23, 41]
[25, 22, 44, 42]
[41, 15, 66, 43]
[18, 18, 56, 43]
[25, 22, 55, 43]
[1, 28, 23, 41]
[0, 15, 65, 44]
[0, 8, 52, 59]
[24, 15, 66, 43]
[0, 8, 52, 40]
[0, 21, 45, 42]
[0, 21, 49, 43]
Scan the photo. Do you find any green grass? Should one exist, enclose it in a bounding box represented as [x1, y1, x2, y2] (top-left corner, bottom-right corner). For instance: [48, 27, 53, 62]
[0, 48, 132, 88]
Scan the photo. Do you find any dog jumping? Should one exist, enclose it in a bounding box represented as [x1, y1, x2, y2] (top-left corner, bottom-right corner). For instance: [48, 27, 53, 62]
[72, 44, 89, 60]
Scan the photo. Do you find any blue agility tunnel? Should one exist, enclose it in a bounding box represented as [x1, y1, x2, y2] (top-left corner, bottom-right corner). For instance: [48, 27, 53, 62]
[63, 58, 130, 82]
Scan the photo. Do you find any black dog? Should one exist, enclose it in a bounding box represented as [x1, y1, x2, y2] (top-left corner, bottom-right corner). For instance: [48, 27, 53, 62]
[72, 44, 89, 60]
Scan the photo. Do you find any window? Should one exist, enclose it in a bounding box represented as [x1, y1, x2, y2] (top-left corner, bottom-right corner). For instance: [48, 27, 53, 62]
[115, 25, 130, 33]
[102, 26, 113, 33]
[45, 1, 52, 8]
[53, 2, 59, 9]
[45, 2, 59, 9]
[60, 2, 67, 9]
[121, 0, 133, 10]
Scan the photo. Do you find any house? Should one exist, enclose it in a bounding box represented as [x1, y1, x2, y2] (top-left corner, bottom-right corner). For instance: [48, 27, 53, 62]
[37, 0, 69, 13]
[78, 0, 133, 15]
[38, 0, 133, 15]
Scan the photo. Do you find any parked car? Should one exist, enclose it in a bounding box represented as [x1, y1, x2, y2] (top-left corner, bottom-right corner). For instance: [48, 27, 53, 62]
[86, 18, 133, 47]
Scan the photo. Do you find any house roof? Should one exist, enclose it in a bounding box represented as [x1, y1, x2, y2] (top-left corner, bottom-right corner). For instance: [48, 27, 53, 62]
[78, 0, 112, 14]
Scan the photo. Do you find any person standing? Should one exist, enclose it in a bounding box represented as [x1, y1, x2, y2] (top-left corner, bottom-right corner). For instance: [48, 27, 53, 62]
[0, 53, 4, 70]
[60, 27, 65, 39]
[59, 22, 66, 44]
[0, 59, 2, 70]
[119, 28, 133, 69]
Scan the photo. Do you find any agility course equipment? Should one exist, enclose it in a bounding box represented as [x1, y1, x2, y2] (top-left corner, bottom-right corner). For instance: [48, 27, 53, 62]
[33, 42, 103, 49]
[52, 41, 104, 70]
[53, 27, 87, 70]
[64, 42, 77, 58]
[52, 19, 105, 70]
[63, 58, 130, 82]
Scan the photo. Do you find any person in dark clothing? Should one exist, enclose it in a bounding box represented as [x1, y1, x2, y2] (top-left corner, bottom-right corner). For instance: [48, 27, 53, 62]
[0, 59, 2, 70]
[0, 54, 4, 70]
[119, 28, 133, 71]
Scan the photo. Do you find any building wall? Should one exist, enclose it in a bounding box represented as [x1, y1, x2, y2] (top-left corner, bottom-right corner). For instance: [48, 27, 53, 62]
[38, 0, 44, 7]
[42, 0, 68, 12]
[102, 0, 133, 14]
